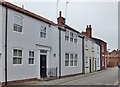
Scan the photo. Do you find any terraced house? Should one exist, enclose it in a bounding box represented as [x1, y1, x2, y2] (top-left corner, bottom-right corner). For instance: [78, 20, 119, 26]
[0, 0, 107, 85]
[0, 0, 60, 85]
[0, 1, 83, 85]
[81, 26, 100, 74]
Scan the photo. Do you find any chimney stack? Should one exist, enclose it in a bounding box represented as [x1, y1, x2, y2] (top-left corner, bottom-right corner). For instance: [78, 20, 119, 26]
[57, 11, 66, 25]
[86, 25, 92, 38]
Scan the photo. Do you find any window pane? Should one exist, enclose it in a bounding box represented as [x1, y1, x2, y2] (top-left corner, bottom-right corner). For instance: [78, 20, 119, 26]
[18, 50, 22, 56]
[18, 26, 22, 32]
[13, 24, 17, 31]
[14, 15, 23, 25]
[13, 57, 17, 64]
[32, 52, 34, 57]
[70, 54, 73, 66]
[13, 49, 17, 56]
[65, 61, 69, 66]
[18, 58, 22, 64]
[74, 55, 78, 66]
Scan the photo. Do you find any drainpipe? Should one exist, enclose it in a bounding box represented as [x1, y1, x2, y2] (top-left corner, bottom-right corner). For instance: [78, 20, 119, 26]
[5, 6, 8, 85]
[58, 28, 61, 79]
[82, 37, 85, 74]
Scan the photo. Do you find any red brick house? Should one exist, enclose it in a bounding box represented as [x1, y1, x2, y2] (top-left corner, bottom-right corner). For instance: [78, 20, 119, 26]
[81, 25, 108, 70]
[108, 49, 119, 67]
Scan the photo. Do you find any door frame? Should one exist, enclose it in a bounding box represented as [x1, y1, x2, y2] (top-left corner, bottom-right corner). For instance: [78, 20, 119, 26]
[36, 45, 51, 79]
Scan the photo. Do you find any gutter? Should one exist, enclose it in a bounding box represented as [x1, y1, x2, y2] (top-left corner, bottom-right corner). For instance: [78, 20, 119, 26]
[5, 6, 8, 85]
[82, 37, 85, 74]
[58, 28, 61, 78]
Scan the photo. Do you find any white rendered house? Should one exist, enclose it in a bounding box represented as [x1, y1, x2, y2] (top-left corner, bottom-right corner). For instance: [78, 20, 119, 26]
[0, 1, 83, 84]
[0, 1, 60, 84]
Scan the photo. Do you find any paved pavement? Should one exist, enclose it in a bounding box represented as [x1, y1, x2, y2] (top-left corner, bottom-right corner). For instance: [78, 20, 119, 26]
[14, 67, 119, 85]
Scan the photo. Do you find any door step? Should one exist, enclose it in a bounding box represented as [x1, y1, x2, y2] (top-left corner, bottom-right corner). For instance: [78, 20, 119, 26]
[37, 77, 58, 81]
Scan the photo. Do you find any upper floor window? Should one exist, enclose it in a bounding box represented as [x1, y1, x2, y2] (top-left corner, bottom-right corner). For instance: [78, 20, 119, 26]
[70, 32, 74, 42]
[85, 39, 88, 48]
[92, 42, 94, 50]
[40, 26, 46, 38]
[74, 33, 78, 43]
[28, 51, 34, 64]
[13, 15, 23, 33]
[65, 30, 69, 41]
[13, 49, 22, 64]
[97, 47, 99, 53]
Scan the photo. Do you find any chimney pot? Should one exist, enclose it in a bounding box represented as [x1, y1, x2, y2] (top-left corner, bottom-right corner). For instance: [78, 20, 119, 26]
[87, 25, 89, 28]
[89, 25, 91, 28]
[60, 11, 62, 17]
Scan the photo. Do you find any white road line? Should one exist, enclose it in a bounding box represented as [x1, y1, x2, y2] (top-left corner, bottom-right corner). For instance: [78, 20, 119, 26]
[114, 81, 118, 85]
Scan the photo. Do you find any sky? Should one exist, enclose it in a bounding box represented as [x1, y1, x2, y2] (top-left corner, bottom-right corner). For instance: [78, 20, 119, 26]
[6, 0, 118, 51]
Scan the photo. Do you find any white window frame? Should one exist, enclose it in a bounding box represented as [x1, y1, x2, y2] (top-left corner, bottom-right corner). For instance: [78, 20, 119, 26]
[40, 26, 47, 38]
[85, 39, 88, 48]
[86, 56, 89, 66]
[70, 54, 74, 66]
[13, 48, 23, 65]
[13, 15, 23, 33]
[70, 32, 74, 42]
[65, 30, 69, 41]
[28, 50, 35, 65]
[74, 33, 78, 44]
[65, 53, 69, 66]
[74, 54, 78, 66]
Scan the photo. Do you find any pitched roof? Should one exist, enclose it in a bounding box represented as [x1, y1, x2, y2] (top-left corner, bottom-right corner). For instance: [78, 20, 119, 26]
[92, 37, 107, 44]
[0, 0, 55, 25]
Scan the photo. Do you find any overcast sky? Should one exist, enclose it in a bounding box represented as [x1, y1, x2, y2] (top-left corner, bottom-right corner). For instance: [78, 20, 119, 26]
[6, 0, 118, 51]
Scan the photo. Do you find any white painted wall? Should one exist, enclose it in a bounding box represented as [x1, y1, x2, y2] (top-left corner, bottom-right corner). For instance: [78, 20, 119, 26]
[94, 43, 100, 71]
[84, 37, 96, 73]
[0, 54, 2, 83]
[61, 29, 83, 76]
[1, 6, 6, 83]
[1, 6, 59, 82]
[0, 5, 2, 53]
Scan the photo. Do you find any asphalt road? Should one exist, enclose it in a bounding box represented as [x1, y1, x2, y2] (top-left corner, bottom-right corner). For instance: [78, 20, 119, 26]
[60, 67, 118, 85]
[15, 67, 119, 86]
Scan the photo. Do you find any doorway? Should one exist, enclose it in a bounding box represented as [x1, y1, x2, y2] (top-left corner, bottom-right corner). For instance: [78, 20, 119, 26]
[40, 55, 47, 78]
[89, 59, 92, 73]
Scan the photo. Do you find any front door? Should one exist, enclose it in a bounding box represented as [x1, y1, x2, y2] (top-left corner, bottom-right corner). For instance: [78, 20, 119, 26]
[95, 60, 97, 71]
[89, 59, 92, 73]
[40, 55, 47, 78]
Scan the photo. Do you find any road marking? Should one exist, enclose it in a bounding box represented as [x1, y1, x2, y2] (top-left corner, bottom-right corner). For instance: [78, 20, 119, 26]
[114, 81, 118, 85]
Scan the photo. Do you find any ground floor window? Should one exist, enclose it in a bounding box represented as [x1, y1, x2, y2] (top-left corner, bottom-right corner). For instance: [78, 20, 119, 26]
[65, 53, 69, 66]
[13, 49, 22, 64]
[65, 53, 78, 67]
[28, 51, 34, 64]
